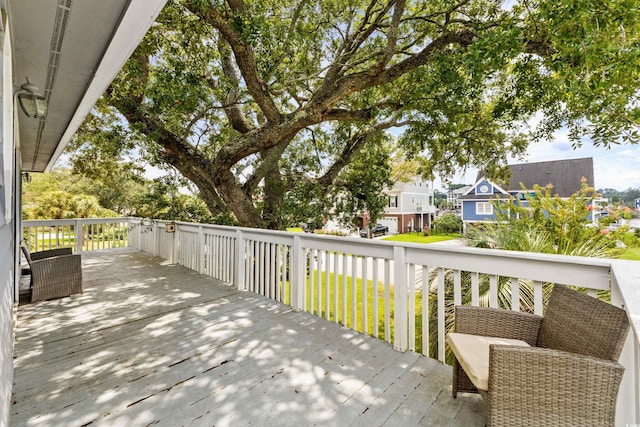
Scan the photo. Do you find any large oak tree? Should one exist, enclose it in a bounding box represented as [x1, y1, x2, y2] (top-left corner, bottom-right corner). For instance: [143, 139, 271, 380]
[72, 0, 639, 228]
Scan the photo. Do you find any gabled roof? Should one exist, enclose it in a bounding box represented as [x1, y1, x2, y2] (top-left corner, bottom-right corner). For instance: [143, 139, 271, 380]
[476, 157, 594, 197]
[448, 185, 472, 195]
[460, 177, 510, 199]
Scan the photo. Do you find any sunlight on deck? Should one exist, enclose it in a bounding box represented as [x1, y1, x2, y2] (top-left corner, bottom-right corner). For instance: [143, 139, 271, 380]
[11, 249, 484, 426]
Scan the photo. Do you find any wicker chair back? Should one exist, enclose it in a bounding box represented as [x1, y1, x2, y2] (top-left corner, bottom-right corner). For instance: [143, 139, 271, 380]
[537, 285, 630, 361]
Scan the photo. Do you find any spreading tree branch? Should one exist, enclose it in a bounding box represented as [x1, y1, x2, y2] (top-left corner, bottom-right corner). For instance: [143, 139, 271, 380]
[316, 113, 403, 192]
[185, 1, 282, 123]
[217, 37, 254, 133]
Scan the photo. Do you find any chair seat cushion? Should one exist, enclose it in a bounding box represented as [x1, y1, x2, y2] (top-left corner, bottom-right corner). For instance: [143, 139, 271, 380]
[446, 332, 530, 391]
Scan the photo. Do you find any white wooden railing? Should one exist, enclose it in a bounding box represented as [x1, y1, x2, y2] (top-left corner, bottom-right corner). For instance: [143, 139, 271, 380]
[22, 217, 640, 425]
[22, 218, 130, 252]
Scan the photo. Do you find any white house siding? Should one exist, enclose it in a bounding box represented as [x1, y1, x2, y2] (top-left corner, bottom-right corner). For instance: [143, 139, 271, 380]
[400, 192, 433, 212]
[0, 225, 15, 427]
[0, 20, 15, 427]
[382, 178, 435, 233]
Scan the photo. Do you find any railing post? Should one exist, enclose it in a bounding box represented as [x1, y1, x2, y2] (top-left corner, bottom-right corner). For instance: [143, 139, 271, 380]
[153, 221, 158, 257]
[393, 246, 408, 352]
[234, 229, 245, 290]
[612, 273, 640, 425]
[171, 223, 179, 265]
[291, 235, 305, 311]
[74, 219, 82, 252]
[126, 218, 132, 249]
[198, 225, 206, 274]
[616, 333, 639, 425]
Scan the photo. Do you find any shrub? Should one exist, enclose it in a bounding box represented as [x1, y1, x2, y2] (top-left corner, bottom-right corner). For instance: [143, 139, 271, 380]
[315, 229, 348, 237]
[433, 213, 462, 234]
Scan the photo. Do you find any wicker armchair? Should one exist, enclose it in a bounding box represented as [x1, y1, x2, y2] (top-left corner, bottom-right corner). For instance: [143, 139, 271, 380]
[20, 244, 83, 303]
[447, 284, 630, 427]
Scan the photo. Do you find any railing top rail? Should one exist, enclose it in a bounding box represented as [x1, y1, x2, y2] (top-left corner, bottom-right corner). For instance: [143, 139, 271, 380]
[302, 236, 397, 260]
[29, 217, 614, 270]
[404, 244, 611, 289]
[401, 240, 612, 269]
[23, 217, 132, 226]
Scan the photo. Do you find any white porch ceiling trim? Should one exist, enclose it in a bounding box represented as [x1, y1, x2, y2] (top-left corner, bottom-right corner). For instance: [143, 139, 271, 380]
[46, 0, 167, 171]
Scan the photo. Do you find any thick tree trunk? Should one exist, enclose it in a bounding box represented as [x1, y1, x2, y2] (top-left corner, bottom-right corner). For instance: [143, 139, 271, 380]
[113, 101, 267, 227]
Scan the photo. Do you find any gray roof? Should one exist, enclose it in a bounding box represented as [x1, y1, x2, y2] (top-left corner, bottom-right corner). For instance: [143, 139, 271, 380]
[449, 185, 472, 195]
[476, 157, 594, 197]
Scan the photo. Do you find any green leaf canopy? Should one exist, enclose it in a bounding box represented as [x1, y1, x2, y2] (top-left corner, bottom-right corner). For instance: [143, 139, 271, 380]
[71, 0, 639, 228]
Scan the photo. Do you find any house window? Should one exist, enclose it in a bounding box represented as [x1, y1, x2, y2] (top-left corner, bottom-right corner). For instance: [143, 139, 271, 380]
[389, 196, 398, 208]
[411, 196, 415, 205]
[518, 192, 535, 201]
[477, 183, 491, 194]
[476, 202, 493, 215]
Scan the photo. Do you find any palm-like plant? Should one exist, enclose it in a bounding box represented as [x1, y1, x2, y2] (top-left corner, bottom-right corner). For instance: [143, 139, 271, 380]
[425, 182, 620, 362]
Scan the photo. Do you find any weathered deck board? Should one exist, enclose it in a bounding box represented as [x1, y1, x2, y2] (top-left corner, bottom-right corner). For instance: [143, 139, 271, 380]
[11, 249, 484, 426]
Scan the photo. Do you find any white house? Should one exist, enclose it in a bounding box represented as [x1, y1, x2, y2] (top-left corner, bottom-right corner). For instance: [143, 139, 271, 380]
[1, 7, 638, 426]
[378, 176, 436, 234]
[446, 185, 471, 209]
[0, 2, 166, 425]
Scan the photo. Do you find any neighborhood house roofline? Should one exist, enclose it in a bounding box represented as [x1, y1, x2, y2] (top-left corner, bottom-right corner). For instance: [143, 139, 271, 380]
[472, 157, 594, 198]
[461, 178, 510, 197]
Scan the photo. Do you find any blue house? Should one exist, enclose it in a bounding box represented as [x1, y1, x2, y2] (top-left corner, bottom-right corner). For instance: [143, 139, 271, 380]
[460, 157, 595, 231]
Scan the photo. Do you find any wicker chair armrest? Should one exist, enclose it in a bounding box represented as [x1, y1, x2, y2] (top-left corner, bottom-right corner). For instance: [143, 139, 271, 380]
[454, 306, 542, 345]
[30, 247, 73, 261]
[487, 345, 624, 427]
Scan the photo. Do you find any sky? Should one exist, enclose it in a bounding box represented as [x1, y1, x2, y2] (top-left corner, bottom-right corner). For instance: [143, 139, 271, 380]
[432, 128, 640, 192]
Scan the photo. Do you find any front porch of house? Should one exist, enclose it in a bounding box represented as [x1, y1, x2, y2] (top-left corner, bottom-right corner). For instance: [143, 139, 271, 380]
[11, 249, 484, 426]
[13, 217, 640, 426]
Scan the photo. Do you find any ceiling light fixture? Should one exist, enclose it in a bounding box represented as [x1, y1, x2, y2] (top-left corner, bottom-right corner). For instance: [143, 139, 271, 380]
[17, 78, 47, 119]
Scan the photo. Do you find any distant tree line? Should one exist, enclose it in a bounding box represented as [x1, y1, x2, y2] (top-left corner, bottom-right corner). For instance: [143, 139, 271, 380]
[22, 168, 234, 224]
[597, 188, 640, 208]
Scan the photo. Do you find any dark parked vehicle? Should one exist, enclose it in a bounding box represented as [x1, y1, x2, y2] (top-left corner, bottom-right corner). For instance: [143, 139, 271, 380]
[359, 223, 389, 238]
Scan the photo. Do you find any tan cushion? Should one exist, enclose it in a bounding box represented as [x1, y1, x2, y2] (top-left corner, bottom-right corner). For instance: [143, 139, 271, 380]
[446, 332, 530, 391]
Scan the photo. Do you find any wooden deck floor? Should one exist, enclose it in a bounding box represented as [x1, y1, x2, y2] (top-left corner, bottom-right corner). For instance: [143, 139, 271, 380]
[11, 249, 484, 426]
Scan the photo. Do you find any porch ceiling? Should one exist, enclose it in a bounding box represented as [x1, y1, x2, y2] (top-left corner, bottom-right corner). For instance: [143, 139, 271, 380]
[8, 0, 166, 172]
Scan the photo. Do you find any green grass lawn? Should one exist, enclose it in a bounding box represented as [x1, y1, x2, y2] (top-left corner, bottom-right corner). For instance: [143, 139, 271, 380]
[285, 227, 304, 232]
[273, 269, 429, 354]
[620, 247, 640, 260]
[26, 234, 128, 251]
[618, 231, 640, 260]
[382, 233, 461, 244]
[303, 271, 397, 338]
